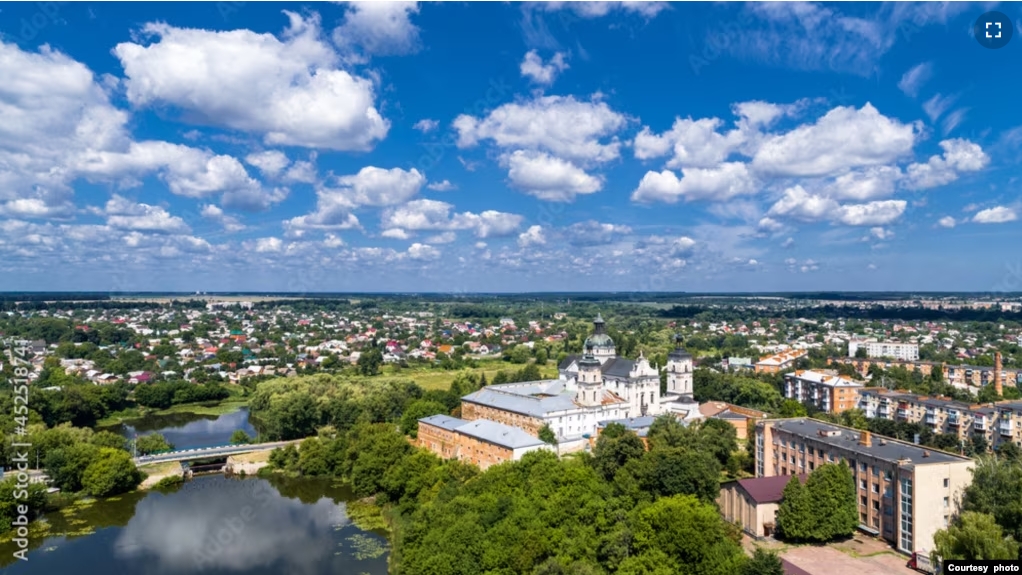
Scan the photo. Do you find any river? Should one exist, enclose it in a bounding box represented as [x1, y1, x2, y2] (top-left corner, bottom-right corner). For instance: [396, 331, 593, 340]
[0, 475, 390, 574]
[0, 408, 389, 573]
[101, 406, 262, 450]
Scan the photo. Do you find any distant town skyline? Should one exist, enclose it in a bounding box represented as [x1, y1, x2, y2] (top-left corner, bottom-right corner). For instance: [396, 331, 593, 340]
[1, 2, 1020, 292]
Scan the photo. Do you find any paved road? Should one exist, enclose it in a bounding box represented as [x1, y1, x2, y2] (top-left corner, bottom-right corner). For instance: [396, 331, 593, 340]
[134, 441, 296, 464]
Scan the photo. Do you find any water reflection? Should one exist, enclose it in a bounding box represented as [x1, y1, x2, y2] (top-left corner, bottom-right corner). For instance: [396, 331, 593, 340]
[115, 478, 348, 574]
[105, 408, 260, 450]
[0, 476, 389, 575]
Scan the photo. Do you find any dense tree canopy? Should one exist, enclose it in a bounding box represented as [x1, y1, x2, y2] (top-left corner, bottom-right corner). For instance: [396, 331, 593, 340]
[777, 463, 857, 542]
[934, 511, 1020, 561]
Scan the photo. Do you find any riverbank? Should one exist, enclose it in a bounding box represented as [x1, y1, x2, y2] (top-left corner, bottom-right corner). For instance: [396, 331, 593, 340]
[138, 461, 185, 489]
[96, 396, 249, 427]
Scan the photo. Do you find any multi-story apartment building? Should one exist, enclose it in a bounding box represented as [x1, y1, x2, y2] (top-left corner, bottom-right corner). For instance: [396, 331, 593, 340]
[755, 418, 974, 557]
[828, 357, 1022, 391]
[755, 349, 808, 374]
[855, 388, 1022, 450]
[783, 370, 864, 413]
[849, 340, 919, 361]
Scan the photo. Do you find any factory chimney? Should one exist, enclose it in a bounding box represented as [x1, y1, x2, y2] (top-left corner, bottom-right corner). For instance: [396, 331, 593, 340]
[995, 351, 1003, 397]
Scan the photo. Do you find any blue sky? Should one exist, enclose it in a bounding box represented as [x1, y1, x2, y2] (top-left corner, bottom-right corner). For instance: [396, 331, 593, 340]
[1, 1, 1020, 293]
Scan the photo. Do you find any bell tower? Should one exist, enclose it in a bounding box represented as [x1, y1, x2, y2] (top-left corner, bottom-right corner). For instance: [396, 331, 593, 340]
[576, 343, 604, 407]
[666, 334, 693, 398]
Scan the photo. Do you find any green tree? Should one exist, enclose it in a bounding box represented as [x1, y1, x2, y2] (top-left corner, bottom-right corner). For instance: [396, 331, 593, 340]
[742, 548, 785, 575]
[538, 424, 557, 445]
[934, 511, 1020, 560]
[592, 423, 646, 481]
[357, 347, 383, 376]
[230, 430, 253, 444]
[777, 399, 808, 418]
[630, 495, 746, 575]
[699, 418, 739, 467]
[639, 447, 721, 503]
[298, 437, 329, 476]
[91, 431, 128, 451]
[777, 463, 856, 542]
[0, 477, 48, 530]
[776, 475, 812, 540]
[509, 345, 532, 364]
[135, 433, 173, 455]
[803, 462, 858, 541]
[81, 448, 144, 497]
[961, 456, 1022, 542]
[400, 400, 448, 438]
[44, 443, 100, 493]
[268, 393, 321, 440]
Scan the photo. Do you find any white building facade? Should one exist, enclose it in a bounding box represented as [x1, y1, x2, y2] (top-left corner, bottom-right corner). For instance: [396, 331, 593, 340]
[461, 316, 701, 444]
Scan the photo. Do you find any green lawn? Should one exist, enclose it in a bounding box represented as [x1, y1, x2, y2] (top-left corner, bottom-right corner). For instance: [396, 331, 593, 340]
[385, 361, 560, 391]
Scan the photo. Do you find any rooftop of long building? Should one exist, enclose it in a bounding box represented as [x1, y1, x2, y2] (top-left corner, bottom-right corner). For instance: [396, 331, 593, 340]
[763, 417, 972, 467]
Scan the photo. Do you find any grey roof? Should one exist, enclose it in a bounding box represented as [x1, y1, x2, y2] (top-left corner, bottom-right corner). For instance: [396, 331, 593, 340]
[462, 380, 625, 417]
[669, 347, 692, 359]
[419, 414, 465, 432]
[770, 418, 971, 467]
[601, 357, 636, 379]
[599, 415, 657, 436]
[462, 381, 578, 417]
[558, 354, 578, 370]
[453, 419, 547, 450]
[558, 354, 638, 379]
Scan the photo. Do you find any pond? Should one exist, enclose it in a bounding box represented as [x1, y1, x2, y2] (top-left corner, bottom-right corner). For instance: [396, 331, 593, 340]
[102, 407, 262, 450]
[0, 475, 389, 574]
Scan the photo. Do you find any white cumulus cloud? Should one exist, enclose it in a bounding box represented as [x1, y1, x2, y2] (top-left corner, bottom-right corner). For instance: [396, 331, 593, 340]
[114, 13, 389, 151]
[973, 206, 1017, 224]
[520, 50, 569, 85]
[505, 150, 602, 201]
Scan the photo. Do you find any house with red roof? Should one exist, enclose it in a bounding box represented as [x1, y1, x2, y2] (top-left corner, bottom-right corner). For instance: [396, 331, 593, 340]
[717, 474, 807, 539]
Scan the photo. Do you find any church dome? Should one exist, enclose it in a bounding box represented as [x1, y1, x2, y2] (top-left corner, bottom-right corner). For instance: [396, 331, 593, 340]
[585, 333, 615, 348]
[585, 313, 614, 348]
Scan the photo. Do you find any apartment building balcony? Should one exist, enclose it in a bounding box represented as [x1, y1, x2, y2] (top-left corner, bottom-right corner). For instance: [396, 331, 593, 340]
[975, 420, 987, 431]
[878, 407, 889, 417]
[948, 415, 960, 427]
[896, 408, 909, 419]
[999, 422, 1013, 436]
[925, 415, 938, 426]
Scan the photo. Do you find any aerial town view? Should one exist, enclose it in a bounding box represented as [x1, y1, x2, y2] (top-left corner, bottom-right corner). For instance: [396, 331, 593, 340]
[1, 1, 1021, 575]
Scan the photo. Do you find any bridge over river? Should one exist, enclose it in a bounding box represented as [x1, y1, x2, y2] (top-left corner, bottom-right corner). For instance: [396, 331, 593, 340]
[134, 441, 298, 464]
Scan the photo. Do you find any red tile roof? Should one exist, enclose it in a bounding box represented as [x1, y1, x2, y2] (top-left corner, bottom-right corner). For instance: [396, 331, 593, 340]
[734, 474, 808, 505]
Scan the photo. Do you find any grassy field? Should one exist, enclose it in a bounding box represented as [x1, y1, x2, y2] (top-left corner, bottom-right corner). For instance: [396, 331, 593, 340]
[390, 360, 560, 391]
[137, 461, 181, 476]
[228, 450, 271, 464]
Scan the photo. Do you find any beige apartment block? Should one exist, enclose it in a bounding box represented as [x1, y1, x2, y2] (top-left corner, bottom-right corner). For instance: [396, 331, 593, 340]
[755, 349, 809, 374]
[783, 370, 864, 413]
[755, 418, 973, 557]
[856, 388, 1022, 450]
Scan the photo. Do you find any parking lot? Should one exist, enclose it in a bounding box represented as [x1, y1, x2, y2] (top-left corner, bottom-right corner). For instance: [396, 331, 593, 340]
[745, 534, 919, 575]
